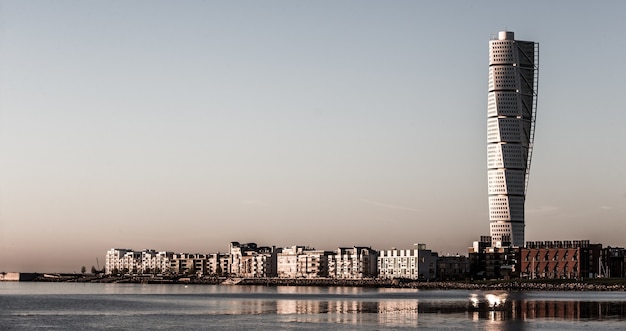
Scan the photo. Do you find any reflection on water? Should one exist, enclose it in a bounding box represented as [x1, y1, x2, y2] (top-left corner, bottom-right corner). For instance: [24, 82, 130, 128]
[217, 291, 626, 330]
[470, 292, 508, 310]
[2, 283, 625, 330]
[275, 299, 420, 326]
[468, 291, 626, 322]
[230, 290, 625, 326]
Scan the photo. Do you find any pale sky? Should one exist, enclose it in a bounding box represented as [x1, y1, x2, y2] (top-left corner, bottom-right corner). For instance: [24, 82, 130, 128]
[1, 1, 625, 272]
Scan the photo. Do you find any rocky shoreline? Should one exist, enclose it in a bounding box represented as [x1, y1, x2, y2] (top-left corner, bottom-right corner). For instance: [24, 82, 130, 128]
[25, 274, 626, 291]
[239, 278, 626, 291]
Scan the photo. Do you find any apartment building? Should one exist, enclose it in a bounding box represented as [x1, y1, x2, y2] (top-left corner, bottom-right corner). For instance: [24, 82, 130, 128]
[328, 247, 378, 279]
[277, 246, 332, 278]
[378, 245, 438, 280]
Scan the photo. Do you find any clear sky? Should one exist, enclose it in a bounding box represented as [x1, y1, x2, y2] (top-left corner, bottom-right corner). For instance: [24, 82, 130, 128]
[1, 1, 625, 272]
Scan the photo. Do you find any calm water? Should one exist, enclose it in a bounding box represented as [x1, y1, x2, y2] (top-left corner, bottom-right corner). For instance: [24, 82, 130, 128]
[1, 283, 626, 330]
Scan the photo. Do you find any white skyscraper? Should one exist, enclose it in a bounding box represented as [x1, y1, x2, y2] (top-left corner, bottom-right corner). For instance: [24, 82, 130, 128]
[487, 31, 539, 247]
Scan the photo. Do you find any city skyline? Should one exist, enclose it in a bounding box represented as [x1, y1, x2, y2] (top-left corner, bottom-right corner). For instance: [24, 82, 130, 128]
[1, 1, 625, 272]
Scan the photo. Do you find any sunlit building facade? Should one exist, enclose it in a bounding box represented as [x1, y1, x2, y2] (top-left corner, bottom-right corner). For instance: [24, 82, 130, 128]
[487, 31, 539, 247]
[378, 245, 438, 280]
[328, 247, 378, 279]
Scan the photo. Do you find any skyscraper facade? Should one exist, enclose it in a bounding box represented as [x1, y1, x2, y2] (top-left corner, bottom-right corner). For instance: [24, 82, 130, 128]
[487, 31, 539, 247]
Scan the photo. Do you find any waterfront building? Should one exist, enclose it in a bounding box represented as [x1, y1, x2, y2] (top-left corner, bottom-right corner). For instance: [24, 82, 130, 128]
[228, 242, 258, 276]
[328, 247, 378, 279]
[469, 244, 519, 280]
[295, 250, 332, 278]
[169, 253, 212, 275]
[228, 242, 279, 277]
[469, 240, 604, 280]
[239, 247, 278, 278]
[437, 255, 470, 281]
[487, 31, 539, 247]
[141, 250, 173, 274]
[602, 246, 626, 278]
[0, 273, 38, 281]
[277, 246, 332, 278]
[277, 246, 303, 278]
[206, 253, 230, 276]
[520, 240, 602, 279]
[105, 248, 136, 274]
[377, 245, 437, 280]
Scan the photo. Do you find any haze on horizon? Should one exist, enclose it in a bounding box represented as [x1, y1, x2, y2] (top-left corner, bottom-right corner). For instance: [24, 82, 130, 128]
[1, 1, 625, 273]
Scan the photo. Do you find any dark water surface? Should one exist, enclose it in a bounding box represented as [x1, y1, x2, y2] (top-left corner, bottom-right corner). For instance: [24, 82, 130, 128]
[1, 282, 625, 330]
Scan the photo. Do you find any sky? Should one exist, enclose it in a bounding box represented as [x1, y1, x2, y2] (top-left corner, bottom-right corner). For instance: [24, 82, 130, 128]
[1, 1, 625, 272]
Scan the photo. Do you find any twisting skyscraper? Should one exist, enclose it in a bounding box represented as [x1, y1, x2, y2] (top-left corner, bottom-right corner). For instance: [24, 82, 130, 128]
[487, 31, 539, 247]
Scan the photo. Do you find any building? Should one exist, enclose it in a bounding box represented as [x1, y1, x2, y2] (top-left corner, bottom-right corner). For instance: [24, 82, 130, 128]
[168, 253, 216, 276]
[520, 240, 602, 279]
[295, 250, 332, 278]
[277, 246, 305, 278]
[437, 255, 470, 281]
[469, 243, 519, 280]
[105, 248, 139, 274]
[277, 246, 332, 278]
[141, 250, 173, 274]
[229, 242, 258, 276]
[487, 31, 539, 247]
[228, 242, 279, 277]
[239, 246, 278, 278]
[0, 273, 39, 281]
[206, 253, 230, 276]
[378, 245, 438, 280]
[106, 248, 174, 275]
[602, 246, 626, 278]
[328, 247, 378, 279]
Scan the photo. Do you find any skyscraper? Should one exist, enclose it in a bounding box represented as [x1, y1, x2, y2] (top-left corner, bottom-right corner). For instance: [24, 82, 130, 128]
[487, 31, 539, 247]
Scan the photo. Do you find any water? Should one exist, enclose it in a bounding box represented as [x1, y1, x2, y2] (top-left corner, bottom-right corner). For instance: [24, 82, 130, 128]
[1, 283, 625, 330]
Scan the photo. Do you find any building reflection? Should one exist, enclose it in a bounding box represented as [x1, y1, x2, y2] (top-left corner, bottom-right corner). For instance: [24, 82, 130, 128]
[376, 300, 418, 326]
[469, 292, 626, 321]
[275, 299, 419, 326]
[229, 290, 625, 327]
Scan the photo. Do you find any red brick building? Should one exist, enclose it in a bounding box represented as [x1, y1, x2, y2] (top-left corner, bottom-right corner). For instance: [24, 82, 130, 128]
[519, 240, 602, 279]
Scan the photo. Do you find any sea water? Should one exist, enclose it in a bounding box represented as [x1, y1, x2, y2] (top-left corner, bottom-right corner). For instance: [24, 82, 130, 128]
[1, 282, 625, 330]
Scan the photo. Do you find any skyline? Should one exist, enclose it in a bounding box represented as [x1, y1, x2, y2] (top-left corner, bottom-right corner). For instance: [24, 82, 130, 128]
[1, 1, 626, 272]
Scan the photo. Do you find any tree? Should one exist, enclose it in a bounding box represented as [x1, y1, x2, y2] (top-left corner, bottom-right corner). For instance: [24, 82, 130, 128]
[81, 266, 86, 274]
[91, 266, 98, 274]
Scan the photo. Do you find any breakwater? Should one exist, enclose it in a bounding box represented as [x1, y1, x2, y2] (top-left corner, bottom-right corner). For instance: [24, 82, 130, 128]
[24, 273, 626, 291]
[239, 278, 626, 291]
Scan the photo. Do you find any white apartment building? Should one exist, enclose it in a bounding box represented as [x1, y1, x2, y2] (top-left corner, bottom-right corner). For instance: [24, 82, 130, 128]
[206, 253, 230, 276]
[106, 248, 174, 275]
[277, 246, 304, 278]
[328, 247, 378, 279]
[378, 245, 438, 280]
[106, 248, 227, 276]
[240, 251, 276, 278]
[296, 250, 330, 278]
[105, 248, 138, 274]
[141, 250, 173, 274]
[228, 242, 258, 276]
[277, 246, 331, 278]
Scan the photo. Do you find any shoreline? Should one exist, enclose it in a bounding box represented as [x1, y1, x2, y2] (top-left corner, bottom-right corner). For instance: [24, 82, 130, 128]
[15, 273, 626, 291]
